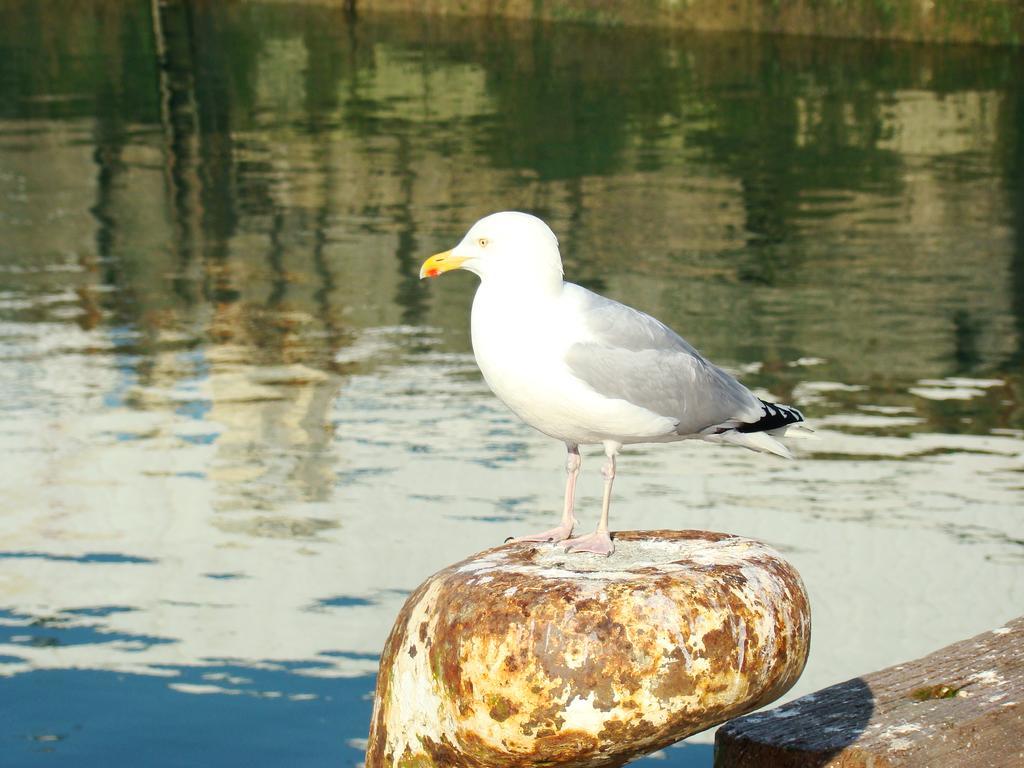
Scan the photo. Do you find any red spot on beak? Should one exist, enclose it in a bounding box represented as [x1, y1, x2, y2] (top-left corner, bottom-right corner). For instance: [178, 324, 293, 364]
[427, 268, 439, 278]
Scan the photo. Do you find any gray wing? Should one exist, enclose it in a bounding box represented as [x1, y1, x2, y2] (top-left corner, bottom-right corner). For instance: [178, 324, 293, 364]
[563, 284, 762, 435]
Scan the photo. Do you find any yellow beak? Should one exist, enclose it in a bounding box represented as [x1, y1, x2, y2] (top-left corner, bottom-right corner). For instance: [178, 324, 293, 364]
[419, 250, 467, 280]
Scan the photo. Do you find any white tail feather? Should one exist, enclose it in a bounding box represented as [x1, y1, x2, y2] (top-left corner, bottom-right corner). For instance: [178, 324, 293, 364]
[705, 430, 793, 459]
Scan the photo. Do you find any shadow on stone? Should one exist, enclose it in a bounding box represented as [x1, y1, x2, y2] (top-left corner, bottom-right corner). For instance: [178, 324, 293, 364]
[717, 616, 1024, 767]
[715, 676, 875, 766]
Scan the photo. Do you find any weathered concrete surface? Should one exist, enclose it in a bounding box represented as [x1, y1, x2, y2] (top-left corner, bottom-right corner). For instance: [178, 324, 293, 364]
[366, 530, 810, 767]
[269, 0, 1024, 45]
[716, 615, 1024, 767]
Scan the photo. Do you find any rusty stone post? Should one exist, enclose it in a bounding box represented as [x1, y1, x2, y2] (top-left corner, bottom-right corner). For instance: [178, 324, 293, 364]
[366, 530, 811, 768]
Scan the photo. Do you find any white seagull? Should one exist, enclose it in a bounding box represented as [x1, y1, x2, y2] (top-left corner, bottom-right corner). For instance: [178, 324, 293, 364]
[420, 211, 806, 556]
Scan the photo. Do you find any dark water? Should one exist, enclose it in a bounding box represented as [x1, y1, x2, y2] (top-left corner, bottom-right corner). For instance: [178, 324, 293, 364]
[0, 2, 1021, 765]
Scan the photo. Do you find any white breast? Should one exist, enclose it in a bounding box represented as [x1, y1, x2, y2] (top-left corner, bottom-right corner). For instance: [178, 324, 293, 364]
[469, 284, 677, 444]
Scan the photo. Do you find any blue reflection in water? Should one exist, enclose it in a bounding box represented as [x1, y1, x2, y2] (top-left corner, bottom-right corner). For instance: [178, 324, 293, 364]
[1, 609, 376, 766]
[306, 595, 376, 610]
[178, 432, 220, 446]
[0, 553, 157, 565]
[4, 666, 375, 768]
[0, 609, 174, 651]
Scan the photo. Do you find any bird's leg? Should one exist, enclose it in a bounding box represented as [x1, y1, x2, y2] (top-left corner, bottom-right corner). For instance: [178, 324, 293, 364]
[510, 445, 580, 544]
[564, 446, 617, 556]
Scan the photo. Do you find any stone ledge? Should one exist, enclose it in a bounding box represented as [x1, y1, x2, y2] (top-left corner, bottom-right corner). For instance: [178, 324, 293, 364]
[716, 615, 1024, 767]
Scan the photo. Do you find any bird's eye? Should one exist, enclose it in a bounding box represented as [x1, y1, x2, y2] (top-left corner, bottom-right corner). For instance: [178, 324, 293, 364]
[477, 237, 489, 248]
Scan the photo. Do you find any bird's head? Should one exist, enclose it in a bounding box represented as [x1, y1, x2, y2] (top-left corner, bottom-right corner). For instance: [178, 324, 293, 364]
[419, 211, 564, 289]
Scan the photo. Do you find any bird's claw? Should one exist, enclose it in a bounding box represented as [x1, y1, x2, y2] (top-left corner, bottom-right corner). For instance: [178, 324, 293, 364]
[508, 519, 577, 544]
[563, 531, 614, 556]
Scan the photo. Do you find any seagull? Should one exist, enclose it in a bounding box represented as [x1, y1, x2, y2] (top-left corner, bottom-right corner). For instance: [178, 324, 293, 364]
[420, 211, 806, 556]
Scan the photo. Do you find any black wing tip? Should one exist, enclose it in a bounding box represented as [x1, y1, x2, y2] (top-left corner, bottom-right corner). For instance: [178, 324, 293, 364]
[737, 399, 805, 433]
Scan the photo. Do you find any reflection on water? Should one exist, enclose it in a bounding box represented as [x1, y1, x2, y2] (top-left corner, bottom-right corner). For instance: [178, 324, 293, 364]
[0, 1, 1022, 765]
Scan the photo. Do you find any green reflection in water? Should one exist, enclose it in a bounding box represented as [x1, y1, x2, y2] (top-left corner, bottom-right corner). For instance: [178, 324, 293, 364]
[0, 0, 1021, 521]
[1, 3, 1020, 419]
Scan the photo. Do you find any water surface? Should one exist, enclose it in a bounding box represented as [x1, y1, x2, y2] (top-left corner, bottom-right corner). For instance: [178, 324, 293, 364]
[1, 2, 1022, 765]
